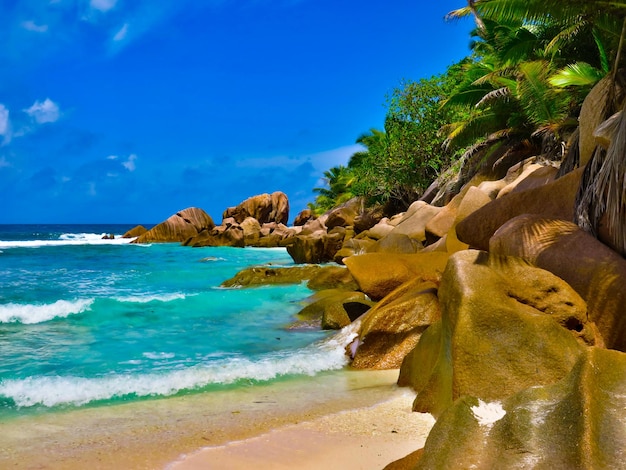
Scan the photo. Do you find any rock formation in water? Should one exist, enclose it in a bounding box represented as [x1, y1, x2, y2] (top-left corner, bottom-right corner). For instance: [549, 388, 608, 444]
[133, 207, 214, 243]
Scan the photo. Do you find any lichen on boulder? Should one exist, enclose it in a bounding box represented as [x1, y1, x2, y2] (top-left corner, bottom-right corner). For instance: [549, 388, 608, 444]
[399, 250, 589, 417]
[412, 347, 626, 469]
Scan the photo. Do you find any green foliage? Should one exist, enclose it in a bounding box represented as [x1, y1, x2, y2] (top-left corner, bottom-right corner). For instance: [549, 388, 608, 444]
[346, 63, 469, 209]
[309, 165, 356, 216]
[307, 0, 626, 219]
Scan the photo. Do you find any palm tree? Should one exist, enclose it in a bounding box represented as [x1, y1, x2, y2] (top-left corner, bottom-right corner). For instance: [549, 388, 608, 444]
[450, 0, 626, 255]
[310, 166, 356, 215]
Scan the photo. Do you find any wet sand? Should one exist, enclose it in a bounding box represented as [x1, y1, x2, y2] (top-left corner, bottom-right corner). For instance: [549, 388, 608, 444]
[0, 369, 433, 469]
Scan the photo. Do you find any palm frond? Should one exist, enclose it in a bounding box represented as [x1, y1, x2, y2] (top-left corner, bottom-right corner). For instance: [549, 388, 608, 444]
[545, 21, 587, 57]
[517, 60, 565, 125]
[549, 62, 607, 88]
[475, 86, 511, 108]
[441, 87, 495, 109]
[592, 27, 611, 73]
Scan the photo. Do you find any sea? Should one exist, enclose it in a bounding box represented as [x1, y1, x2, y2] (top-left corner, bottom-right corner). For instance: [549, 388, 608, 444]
[0, 224, 356, 422]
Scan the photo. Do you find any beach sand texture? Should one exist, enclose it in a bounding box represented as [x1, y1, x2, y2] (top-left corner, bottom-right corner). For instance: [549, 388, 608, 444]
[1, 369, 434, 469]
[169, 389, 434, 470]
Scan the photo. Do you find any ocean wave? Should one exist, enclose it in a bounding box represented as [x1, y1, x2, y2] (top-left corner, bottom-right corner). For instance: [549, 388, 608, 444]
[0, 233, 135, 249]
[113, 293, 189, 304]
[0, 299, 94, 324]
[0, 324, 358, 408]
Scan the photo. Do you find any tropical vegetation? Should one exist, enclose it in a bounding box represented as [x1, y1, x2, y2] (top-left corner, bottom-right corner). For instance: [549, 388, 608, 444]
[309, 0, 626, 255]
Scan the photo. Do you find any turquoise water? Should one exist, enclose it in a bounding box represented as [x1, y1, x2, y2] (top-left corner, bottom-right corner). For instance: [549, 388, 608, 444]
[0, 225, 353, 418]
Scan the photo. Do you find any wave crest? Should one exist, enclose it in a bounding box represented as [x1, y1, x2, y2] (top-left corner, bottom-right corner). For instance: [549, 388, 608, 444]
[0, 299, 94, 324]
[0, 233, 135, 249]
[113, 293, 188, 303]
[0, 324, 357, 408]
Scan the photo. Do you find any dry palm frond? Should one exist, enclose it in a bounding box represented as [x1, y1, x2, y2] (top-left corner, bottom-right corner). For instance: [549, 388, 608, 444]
[575, 100, 626, 255]
[475, 86, 511, 108]
[556, 127, 580, 178]
[575, 146, 606, 234]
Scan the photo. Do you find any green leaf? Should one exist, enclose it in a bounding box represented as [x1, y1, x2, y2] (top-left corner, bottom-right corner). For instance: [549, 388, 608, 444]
[549, 62, 606, 87]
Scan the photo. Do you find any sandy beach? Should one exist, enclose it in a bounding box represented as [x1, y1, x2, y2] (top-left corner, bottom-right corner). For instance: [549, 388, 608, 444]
[169, 386, 434, 470]
[0, 369, 434, 469]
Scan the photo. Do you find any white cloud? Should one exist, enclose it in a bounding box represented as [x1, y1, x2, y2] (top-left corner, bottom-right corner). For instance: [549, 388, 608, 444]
[122, 154, 137, 172]
[22, 21, 49, 33]
[107, 155, 118, 160]
[305, 144, 363, 172]
[0, 105, 10, 137]
[87, 182, 97, 196]
[24, 98, 61, 124]
[113, 23, 129, 41]
[0, 156, 10, 168]
[90, 0, 118, 12]
[234, 154, 299, 169]
[233, 144, 363, 173]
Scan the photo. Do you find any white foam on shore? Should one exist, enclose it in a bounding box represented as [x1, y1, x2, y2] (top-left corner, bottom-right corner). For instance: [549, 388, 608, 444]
[113, 293, 189, 303]
[0, 298, 94, 324]
[0, 323, 357, 408]
[0, 232, 135, 249]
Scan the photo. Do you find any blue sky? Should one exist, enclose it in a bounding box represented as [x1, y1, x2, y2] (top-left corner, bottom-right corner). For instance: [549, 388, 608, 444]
[0, 0, 473, 224]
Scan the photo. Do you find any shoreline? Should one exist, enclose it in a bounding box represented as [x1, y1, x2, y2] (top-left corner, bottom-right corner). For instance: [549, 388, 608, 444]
[169, 387, 433, 470]
[0, 369, 431, 469]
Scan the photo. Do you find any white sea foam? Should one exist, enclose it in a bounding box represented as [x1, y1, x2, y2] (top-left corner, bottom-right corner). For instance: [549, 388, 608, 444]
[0, 233, 135, 249]
[0, 299, 94, 324]
[143, 352, 176, 360]
[114, 293, 188, 303]
[0, 323, 357, 408]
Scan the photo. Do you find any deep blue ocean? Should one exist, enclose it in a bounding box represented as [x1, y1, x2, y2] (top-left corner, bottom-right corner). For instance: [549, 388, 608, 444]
[0, 225, 354, 419]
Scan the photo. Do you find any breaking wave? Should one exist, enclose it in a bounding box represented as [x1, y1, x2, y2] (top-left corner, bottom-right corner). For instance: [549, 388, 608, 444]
[0, 299, 94, 324]
[0, 323, 358, 408]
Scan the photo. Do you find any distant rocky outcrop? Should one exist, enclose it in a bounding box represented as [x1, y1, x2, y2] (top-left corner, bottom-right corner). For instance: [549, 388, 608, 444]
[122, 225, 148, 238]
[222, 191, 289, 225]
[293, 208, 315, 226]
[133, 208, 215, 243]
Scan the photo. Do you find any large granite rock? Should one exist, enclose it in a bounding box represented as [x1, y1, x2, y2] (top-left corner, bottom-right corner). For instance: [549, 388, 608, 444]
[398, 250, 589, 418]
[220, 264, 356, 290]
[372, 233, 422, 254]
[387, 201, 442, 243]
[490, 214, 626, 350]
[222, 191, 289, 225]
[325, 198, 362, 230]
[343, 252, 449, 301]
[240, 217, 262, 245]
[498, 164, 558, 198]
[184, 222, 245, 247]
[293, 209, 314, 226]
[412, 347, 626, 469]
[122, 225, 148, 238]
[287, 228, 346, 264]
[294, 289, 374, 330]
[455, 167, 583, 251]
[305, 265, 358, 291]
[353, 204, 385, 233]
[351, 279, 440, 369]
[133, 208, 215, 243]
